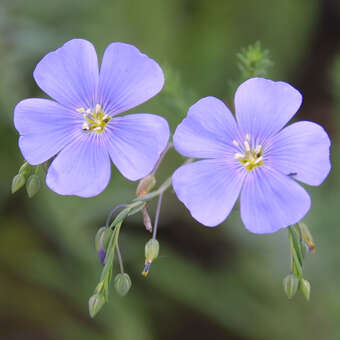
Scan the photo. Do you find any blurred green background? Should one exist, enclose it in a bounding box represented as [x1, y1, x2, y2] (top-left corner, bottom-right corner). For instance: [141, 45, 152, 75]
[1, 0, 340, 339]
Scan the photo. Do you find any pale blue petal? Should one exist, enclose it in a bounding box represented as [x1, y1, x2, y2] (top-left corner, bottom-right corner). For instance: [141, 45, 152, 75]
[240, 167, 311, 234]
[235, 78, 302, 139]
[46, 134, 111, 197]
[34, 39, 99, 109]
[98, 43, 164, 115]
[105, 114, 169, 181]
[172, 159, 245, 227]
[266, 121, 331, 185]
[173, 96, 239, 159]
[14, 98, 80, 165]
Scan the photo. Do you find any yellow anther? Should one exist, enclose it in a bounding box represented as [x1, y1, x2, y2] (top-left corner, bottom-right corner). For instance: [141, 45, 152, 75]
[233, 140, 239, 147]
[79, 104, 111, 133]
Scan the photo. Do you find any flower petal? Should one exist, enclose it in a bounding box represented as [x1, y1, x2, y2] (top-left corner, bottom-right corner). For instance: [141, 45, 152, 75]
[266, 121, 331, 186]
[14, 98, 81, 165]
[240, 167, 311, 234]
[173, 96, 239, 159]
[46, 135, 111, 197]
[105, 114, 169, 181]
[34, 39, 99, 109]
[172, 159, 245, 227]
[98, 43, 164, 115]
[235, 78, 302, 139]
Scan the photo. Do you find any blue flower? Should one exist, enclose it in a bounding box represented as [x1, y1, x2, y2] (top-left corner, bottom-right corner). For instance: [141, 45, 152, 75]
[172, 78, 331, 233]
[14, 39, 169, 197]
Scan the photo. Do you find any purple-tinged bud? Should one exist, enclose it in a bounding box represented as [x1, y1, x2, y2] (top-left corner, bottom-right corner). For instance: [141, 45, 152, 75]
[88, 294, 105, 318]
[11, 174, 26, 193]
[26, 174, 41, 198]
[114, 273, 132, 296]
[95, 227, 111, 265]
[136, 174, 156, 196]
[300, 279, 311, 301]
[142, 239, 159, 277]
[283, 273, 299, 299]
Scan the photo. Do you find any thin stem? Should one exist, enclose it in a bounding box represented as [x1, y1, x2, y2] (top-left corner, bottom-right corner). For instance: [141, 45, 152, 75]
[152, 191, 163, 239]
[116, 242, 124, 273]
[151, 142, 173, 175]
[106, 204, 128, 228]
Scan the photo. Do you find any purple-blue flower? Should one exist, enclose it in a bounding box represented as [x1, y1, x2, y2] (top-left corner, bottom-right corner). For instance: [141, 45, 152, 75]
[14, 39, 169, 197]
[172, 78, 331, 234]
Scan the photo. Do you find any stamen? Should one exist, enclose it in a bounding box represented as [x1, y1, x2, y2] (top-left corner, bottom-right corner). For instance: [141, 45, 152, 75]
[244, 140, 251, 153]
[245, 134, 250, 141]
[234, 153, 245, 160]
[78, 104, 111, 133]
[233, 140, 239, 147]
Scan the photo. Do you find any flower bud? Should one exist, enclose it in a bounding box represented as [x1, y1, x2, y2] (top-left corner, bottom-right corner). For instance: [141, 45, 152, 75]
[88, 294, 105, 318]
[300, 279, 311, 301]
[114, 273, 132, 296]
[95, 227, 111, 265]
[142, 239, 159, 277]
[142, 206, 153, 232]
[145, 239, 159, 262]
[282, 273, 299, 299]
[26, 174, 41, 198]
[18, 162, 32, 176]
[136, 174, 156, 196]
[11, 174, 26, 193]
[299, 223, 315, 254]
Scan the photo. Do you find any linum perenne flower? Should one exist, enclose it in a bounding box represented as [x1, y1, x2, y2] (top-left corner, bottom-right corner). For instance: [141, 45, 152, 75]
[14, 39, 169, 197]
[172, 78, 331, 233]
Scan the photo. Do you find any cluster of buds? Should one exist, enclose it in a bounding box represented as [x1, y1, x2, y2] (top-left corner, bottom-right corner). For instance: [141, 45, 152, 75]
[12, 162, 45, 198]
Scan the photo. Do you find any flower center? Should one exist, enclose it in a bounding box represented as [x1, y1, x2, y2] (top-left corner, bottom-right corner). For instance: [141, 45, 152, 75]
[77, 104, 111, 133]
[234, 134, 264, 171]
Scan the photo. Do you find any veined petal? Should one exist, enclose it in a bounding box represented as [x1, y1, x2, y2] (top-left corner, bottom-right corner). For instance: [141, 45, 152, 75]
[235, 78, 302, 139]
[172, 159, 245, 227]
[98, 43, 164, 115]
[173, 96, 239, 159]
[105, 114, 169, 181]
[266, 121, 331, 186]
[34, 39, 99, 109]
[14, 98, 80, 165]
[46, 134, 111, 197]
[240, 167, 311, 234]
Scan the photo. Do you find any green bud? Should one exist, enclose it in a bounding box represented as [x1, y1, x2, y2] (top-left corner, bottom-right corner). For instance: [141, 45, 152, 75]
[11, 174, 26, 193]
[282, 273, 299, 299]
[114, 273, 132, 296]
[26, 174, 41, 198]
[145, 239, 159, 262]
[300, 279, 311, 301]
[136, 174, 156, 196]
[88, 294, 105, 318]
[19, 162, 32, 176]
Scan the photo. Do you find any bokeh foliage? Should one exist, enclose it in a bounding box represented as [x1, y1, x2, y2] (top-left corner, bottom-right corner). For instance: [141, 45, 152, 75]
[1, 0, 339, 339]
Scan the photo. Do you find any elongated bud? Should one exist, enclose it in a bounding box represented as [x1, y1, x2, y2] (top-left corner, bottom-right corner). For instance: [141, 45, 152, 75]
[300, 279, 311, 301]
[142, 206, 153, 232]
[95, 227, 111, 265]
[26, 174, 41, 198]
[88, 294, 105, 318]
[282, 273, 299, 299]
[298, 223, 315, 254]
[142, 239, 159, 277]
[11, 174, 26, 193]
[136, 174, 156, 196]
[114, 273, 132, 296]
